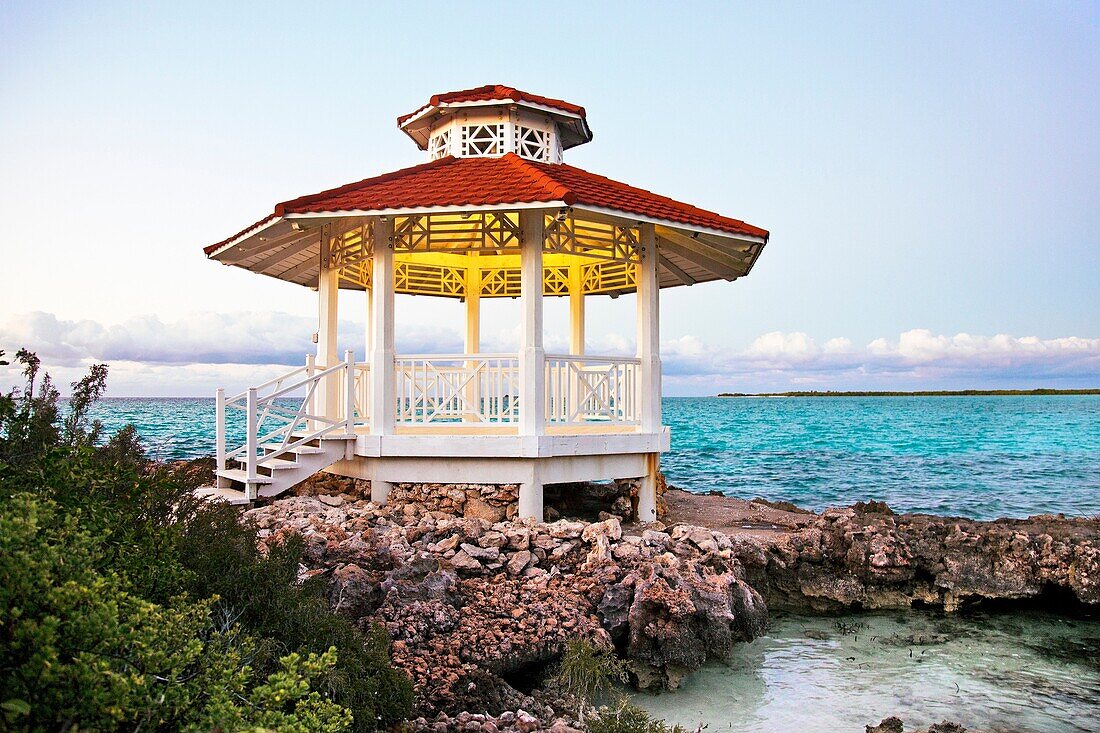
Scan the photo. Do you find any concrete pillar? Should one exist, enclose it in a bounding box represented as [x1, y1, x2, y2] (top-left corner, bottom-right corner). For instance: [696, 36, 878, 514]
[637, 453, 659, 523]
[518, 464, 544, 522]
[317, 224, 339, 418]
[369, 216, 395, 434]
[636, 223, 662, 433]
[370, 479, 392, 505]
[518, 210, 546, 436]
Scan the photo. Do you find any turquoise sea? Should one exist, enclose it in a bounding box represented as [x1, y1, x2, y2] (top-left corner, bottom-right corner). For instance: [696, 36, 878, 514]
[89, 395, 1100, 520]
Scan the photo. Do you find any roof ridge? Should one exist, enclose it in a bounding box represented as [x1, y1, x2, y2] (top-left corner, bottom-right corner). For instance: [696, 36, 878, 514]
[501, 153, 577, 205]
[274, 156, 460, 215]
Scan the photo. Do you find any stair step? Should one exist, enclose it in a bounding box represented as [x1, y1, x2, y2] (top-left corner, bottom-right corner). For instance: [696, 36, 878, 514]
[194, 486, 251, 505]
[261, 442, 326, 454]
[216, 468, 273, 484]
[238, 457, 302, 471]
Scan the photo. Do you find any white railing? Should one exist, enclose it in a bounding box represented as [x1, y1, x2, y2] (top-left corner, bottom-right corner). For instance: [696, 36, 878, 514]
[395, 354, 520, 424]
[544, 354, 641, 425]
[215, 351, 359, 498]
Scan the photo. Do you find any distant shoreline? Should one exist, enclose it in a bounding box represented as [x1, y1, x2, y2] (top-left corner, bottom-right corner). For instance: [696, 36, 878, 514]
[717, 388, 1100, 397]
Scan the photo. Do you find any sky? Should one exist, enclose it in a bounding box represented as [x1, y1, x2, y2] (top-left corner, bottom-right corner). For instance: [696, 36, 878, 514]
[1, 1, 1098, 396]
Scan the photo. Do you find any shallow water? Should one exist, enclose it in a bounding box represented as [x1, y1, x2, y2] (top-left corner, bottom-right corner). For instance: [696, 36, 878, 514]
[633, 609, 1100, 733]
[88, 394, 1100, 520]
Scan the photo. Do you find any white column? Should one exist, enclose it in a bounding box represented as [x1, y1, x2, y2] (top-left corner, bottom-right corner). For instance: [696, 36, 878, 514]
[518, 210, 546, 436]
[636, 224, 661, 523]
[464, 260, 481, 422]
[369, 216, 395, 435]
[465, 261, 480, 354]
[569, 263, 585, 355]
[636, 223, 662, 433]
[317, 224, 339, 418]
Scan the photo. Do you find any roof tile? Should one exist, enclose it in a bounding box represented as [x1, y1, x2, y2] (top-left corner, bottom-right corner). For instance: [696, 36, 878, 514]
[397, 84, 586, 125]
[206, 154, 767, 254]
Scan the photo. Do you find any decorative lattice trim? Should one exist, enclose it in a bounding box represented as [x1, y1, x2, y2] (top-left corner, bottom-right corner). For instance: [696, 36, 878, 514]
[515, 124, 551, 162]
[393, 213, 521, 253]
[460, 124, 506, 156]
[330, 221, 374, 288]
[394, 261, 465, 297]
[544, 216, 640, 264]
[428, 128, 452, 160]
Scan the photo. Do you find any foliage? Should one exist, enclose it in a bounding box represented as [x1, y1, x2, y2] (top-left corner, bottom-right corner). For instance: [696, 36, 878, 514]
[0, 350, 412, 731]
[0, 492, 351, 731]
[586, 702, 686, 733]
[176, 501, 413, 729]
[555, 639, 685, 733]
[555, 636, 628, 712]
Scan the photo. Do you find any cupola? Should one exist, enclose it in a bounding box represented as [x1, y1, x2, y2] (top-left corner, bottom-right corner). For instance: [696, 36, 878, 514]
[397, 84, 593, 164]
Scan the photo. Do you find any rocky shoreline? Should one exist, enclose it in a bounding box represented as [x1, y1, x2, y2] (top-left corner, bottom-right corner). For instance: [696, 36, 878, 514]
[239, 473, 1099, 732]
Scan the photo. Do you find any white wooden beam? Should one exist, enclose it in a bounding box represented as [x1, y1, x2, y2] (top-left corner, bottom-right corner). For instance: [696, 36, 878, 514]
[569, 263, 585, 355]
[249, 234, 320, 273]
[657, 253, 697, 286]
[518, 209, 546, 437]
[465, 258, 480, 354]
[369, 216, 396, 435]
[636, 223, 662, 433]
[316, 224, 339, 417]
[656, 225, 754, 272]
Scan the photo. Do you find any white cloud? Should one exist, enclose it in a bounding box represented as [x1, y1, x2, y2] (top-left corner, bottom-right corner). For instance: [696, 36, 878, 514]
[1, 311, 1098, 396]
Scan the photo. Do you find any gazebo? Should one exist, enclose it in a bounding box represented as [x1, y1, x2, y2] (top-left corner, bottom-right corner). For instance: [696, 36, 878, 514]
[198, 85, 768, 521]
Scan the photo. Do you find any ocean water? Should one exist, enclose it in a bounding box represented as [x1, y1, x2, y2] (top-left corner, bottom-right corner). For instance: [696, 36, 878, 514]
[634, 609, 1100, 733]
[88, 395, 1100, 520]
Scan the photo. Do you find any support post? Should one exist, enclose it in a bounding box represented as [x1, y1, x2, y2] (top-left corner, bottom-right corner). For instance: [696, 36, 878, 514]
[518, 464, 544, 522]
[344, 350, 355, 435]
[636, 223, 662, 432]
[464, 261, 481, 421]
[569, 264, 585, 355]
[245, 387, 258, 500]
[518, 210, 546, 437]
[215, 388, 226, 484]
[637, 453, 659, 523]
[371, 479, 392, 505]
[304, 353, 316, 431]
[317, 224, 339, 418]
[369, 216, 396, 435]
[568, 264, 585, 420]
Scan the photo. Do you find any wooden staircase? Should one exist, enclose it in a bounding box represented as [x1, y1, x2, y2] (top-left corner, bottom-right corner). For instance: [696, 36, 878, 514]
[195, 433, 355, 505]
[194, 352, 365, 506]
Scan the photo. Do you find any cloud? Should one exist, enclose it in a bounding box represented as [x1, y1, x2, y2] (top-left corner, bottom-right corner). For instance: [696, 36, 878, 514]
[661, 328, 1100, 393]
[1, 312, 1098, 396]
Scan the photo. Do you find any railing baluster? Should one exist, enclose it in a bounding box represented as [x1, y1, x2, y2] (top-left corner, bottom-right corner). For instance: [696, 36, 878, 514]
[215, 388, 226, 475]
[344, 350, 355, 435]
[246, 387, 258, 500]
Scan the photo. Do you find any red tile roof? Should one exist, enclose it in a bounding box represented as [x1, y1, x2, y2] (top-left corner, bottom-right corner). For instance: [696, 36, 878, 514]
[397, 85, 586, 125]
[206, 154, 767, 254]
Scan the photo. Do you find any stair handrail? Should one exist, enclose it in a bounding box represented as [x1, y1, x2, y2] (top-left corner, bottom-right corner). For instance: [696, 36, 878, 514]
[217, 354, 359, 485]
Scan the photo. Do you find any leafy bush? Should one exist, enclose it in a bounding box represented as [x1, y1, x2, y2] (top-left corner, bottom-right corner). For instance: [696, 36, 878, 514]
[0, 350, 412, 730]
[587, 703, 686, 733]
[555, 638, 685, 733]
[555, 636, 628, 712]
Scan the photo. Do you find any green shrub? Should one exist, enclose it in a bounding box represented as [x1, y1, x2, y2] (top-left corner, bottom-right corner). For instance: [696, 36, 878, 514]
[587, 703, 686, 733]
[0, 492, 351, 731]
[0, 351, 412, 730]
[555, 636, 628, 710]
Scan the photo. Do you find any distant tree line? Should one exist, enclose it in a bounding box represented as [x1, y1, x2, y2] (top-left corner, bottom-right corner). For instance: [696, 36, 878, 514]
[717, 388, 1100, 397]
